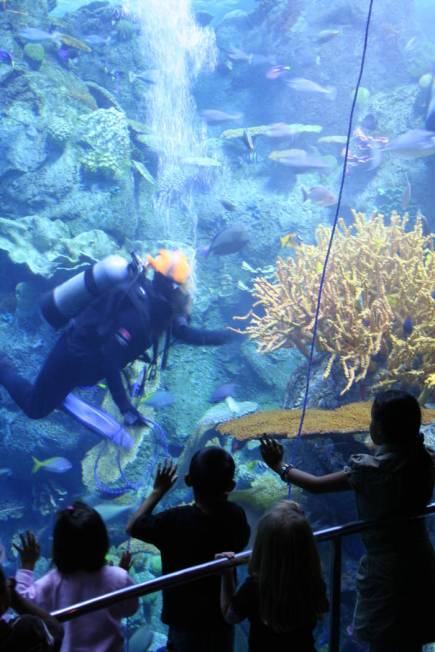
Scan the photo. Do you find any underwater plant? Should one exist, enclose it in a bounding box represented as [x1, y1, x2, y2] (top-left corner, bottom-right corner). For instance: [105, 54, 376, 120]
[235, 211, 434, 395]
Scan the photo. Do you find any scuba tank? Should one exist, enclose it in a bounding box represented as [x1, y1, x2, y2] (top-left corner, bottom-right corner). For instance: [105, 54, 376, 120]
[40, 254, 143, 329]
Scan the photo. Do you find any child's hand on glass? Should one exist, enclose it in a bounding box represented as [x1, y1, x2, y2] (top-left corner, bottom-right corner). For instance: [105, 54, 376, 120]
[153, 460, 177, 494]
[215, 552, 235, 561]
[13, 531, 40, 571]
[260, 436, 284, 472]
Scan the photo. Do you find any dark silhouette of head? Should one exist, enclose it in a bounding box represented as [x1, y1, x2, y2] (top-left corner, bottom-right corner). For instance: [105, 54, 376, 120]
[0, 565, 10, 616]
[185, 446, 236, 504]
[370, 389, 421, 446]
[53, 501, 109, 574]
[249, 500, 328, 633]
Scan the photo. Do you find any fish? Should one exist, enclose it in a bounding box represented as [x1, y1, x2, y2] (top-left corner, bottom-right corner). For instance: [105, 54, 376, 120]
[316, 29, 341, 43]
[144, 389, 175, 409]
[225, 46, 253, 64]
[302, 186, 337, 207]
[266, 64, 290, 80]
[385, 129, 435, 158]
[128, 70, 158, 85]
[263, 123, 300, 139]
[199, 109, 243, 124]
[268, 148, 331, 170]
[242, 129, 255, 152]
[199, 224, 250, 257]
[317, 135, 348, 145]
[286, 77, 337, 100]
[195, 11, 213, 27]
[18, 27, 60, 42]
[56, 45, 77, 63]
[209, 383, 238, 403]
[32, 456, 72, 474]
[82, 34, 109, 47]
[220, 199, 238, 212]
[221, 10, 249, 23]
[404, 36, 418, 53]
[419, 73, 433, 89]
[0, 49, 13, 66]
[403, 317, 413, 338]
[280, 232, 302, 249]
[0, 468, 12, 478]
[401, 174, 411, 211]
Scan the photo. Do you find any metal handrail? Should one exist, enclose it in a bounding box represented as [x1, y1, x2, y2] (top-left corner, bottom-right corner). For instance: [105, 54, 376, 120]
[51, 503, 435, 651]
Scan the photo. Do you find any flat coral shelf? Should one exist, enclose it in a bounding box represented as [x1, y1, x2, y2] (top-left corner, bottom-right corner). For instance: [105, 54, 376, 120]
[216, 401, 435, 440]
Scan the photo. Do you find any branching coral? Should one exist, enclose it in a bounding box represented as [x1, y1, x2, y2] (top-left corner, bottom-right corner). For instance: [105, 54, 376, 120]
[236, 211, 434, 394]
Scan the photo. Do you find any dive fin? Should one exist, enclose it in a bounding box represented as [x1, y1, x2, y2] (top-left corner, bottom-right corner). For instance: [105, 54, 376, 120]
[62, 393, 134, 450]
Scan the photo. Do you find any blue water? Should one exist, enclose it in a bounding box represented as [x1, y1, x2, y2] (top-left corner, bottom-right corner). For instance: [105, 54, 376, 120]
[0, 0, 434, 649]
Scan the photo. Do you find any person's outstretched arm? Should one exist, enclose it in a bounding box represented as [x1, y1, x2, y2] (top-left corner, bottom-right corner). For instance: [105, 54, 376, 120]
[126, 460, 177, 535]
[260, 437, 351, 493]
[172, 315, 234, 346]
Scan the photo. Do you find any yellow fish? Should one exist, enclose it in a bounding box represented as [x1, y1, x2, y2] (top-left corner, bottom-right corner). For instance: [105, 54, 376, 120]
[280, 232, 302, 249]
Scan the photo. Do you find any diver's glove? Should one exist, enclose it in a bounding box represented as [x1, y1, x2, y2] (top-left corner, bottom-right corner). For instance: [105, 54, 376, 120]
[123, 406, 148, 427]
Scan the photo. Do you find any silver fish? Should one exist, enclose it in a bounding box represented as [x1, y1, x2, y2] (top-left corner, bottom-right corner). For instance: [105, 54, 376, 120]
[385, 129, 435, 158]
[286, 77, 337, 100]
[200, 109, 243, 124]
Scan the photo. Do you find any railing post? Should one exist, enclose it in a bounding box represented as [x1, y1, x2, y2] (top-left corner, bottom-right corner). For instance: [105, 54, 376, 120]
[328, 537, 342, 652]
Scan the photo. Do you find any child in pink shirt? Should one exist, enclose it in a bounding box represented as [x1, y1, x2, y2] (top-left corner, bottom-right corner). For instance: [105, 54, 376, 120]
[15, 501, 138, 652]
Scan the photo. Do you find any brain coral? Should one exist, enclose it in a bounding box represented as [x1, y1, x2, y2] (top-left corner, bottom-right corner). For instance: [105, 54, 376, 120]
[77, 108, 131, 178]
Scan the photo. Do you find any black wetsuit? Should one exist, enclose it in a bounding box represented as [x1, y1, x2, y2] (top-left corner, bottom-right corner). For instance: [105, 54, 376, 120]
[0, 275, 229, 419]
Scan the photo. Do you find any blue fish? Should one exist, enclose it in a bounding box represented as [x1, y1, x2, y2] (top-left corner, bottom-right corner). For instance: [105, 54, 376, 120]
[403, 317, 413, 338]
[0, 468, 12, 478]
[209, 382, 238, 403]
[144, 389, 175, 409]
[32, 456, 72, 474]
[0, 49, 13, 66]
[18, 28, 59, 42]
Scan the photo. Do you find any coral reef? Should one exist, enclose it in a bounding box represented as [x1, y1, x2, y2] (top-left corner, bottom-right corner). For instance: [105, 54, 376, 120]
[235, 211, 434, 394]
[0, 500, 25, 521]
[216, 402, 435, 440]
[0, 215, 117, 277]
[23, 43, 45, 68]
[77, 108, 131, 179]
[231, 474, 288, 512]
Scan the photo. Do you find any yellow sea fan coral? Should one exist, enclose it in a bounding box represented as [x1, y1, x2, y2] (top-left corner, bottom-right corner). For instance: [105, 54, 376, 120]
[216, 402, 435, 441]
[235, 211, 434, 394]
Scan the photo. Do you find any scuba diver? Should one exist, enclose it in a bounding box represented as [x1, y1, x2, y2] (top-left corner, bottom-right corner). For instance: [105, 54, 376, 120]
[0, 250, 233, 428]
